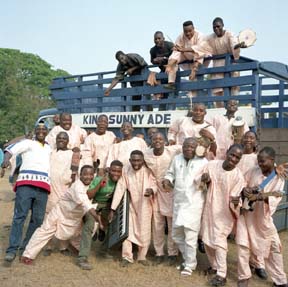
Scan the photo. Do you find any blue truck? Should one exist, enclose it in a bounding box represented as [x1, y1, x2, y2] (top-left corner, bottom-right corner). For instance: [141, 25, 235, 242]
[39, 53, 288, 230]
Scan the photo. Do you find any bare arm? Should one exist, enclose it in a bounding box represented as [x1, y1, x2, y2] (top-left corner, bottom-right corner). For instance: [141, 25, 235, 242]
[0, 152, 13, 177]
[104, 78, 120, 96]
[86, 176, 107, 200]
[88, 208, 104, 230]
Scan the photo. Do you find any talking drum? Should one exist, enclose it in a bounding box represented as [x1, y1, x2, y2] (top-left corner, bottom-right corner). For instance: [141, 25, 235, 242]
[231, 116, 245, 144]
[238, 28, 257, 47]
[195, 137, 211, 157]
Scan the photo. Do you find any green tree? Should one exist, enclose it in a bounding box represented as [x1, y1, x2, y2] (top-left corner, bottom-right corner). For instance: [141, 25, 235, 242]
[0, 48, 69, 145]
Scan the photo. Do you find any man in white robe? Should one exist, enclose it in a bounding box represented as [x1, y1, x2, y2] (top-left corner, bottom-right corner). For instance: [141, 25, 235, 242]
[163, 137, 208, 276]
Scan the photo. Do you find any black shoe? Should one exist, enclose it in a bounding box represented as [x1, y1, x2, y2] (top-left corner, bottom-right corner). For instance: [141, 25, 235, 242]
[60, 249, 71, 256]
[154, 255, 165, 265]
[4, 253, 16, 263]
[138, 260, 151, 266]
[167, 255, 177, 266]
[255, 268, 268, 280]
[92, 232, 98, 241]
[198, 239, 206, 253]
[43, 249, 52, 257]
[98, 229, 106, 242]
[205, 267, 217, 275]
[209, 275, 227, 286]
[120, 258, 132, 267]
[97, 250, 114, 260]
[76, 258, 92, 270]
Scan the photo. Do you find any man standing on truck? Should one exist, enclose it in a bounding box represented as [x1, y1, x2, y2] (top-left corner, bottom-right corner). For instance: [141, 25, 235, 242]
[149, 31, 174, 110]
[104, 51, 148, 111]
[46, 112, 87, 150]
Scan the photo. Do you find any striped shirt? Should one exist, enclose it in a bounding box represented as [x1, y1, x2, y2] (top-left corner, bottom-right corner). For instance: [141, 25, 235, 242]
[5, 139, 51, 192]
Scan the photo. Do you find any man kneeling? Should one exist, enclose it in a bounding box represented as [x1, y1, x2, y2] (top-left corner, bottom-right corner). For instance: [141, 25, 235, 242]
[20, 165, 102, 264]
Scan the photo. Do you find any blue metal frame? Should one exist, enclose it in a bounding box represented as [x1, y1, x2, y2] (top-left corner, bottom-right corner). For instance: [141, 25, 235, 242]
[50, 54, 288, 128]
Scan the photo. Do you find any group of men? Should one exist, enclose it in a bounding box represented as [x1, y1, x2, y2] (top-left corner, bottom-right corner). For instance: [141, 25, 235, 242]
[104, 17, 247, 110]
[1, 99, 287, 287]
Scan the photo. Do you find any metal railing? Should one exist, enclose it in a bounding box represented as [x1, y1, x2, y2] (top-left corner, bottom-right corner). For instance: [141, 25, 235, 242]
[50, 54, 288, 128]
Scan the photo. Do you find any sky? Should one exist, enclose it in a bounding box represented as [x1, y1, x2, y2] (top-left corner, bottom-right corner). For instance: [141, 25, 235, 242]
[1, 0, 287, 75]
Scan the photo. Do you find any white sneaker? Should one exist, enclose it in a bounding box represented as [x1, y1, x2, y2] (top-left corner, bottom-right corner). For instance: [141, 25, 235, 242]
[181, 266, 193, 276]
[176, 262, 185, 270]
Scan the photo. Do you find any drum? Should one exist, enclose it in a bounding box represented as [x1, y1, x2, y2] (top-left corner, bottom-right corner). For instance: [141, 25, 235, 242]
[238, 29, 257, 47]
[195, 136, 211, 157]
[231, 116, 245, 144]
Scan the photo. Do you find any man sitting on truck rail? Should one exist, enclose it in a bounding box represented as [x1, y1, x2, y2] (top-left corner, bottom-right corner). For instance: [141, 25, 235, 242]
[164, 20, 204, 90]
[104, 51, 148, 112]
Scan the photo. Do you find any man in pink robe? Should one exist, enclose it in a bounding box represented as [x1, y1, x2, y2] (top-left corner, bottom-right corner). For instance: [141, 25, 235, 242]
[164, 20, 203, 89]
[234, 131, 269, 281]
[236, 147, 287, 287]
[81, 115, 116, 175]
[44, 132, 78, 255]
[109, 150, 157, 267]
[46, 113, 87, 150]
[199, 144, 245, 286]
[192, 17, 246, 106]
[168, 103, 217, 159]
[106, 122, 147, 167]
[46, 132, 75, 213]
[209, 100, 249, 160]
[20, 166, 101, 264]
[237, 131, 258, 175]
[144, 132, 181, 265]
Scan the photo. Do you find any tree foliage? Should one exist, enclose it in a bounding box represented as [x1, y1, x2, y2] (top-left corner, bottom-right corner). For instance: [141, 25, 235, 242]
[0, 48, 69, 145]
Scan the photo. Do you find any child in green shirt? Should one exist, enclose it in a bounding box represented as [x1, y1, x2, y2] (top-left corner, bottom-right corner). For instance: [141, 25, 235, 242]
[76, 160, 123, 270]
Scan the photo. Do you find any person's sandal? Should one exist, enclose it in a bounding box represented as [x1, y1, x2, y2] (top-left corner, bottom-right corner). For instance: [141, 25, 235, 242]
[20, 256, 33, 265]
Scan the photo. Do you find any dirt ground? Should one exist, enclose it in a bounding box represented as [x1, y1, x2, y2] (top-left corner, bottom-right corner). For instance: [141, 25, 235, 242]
[0, 174, 287, 287]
